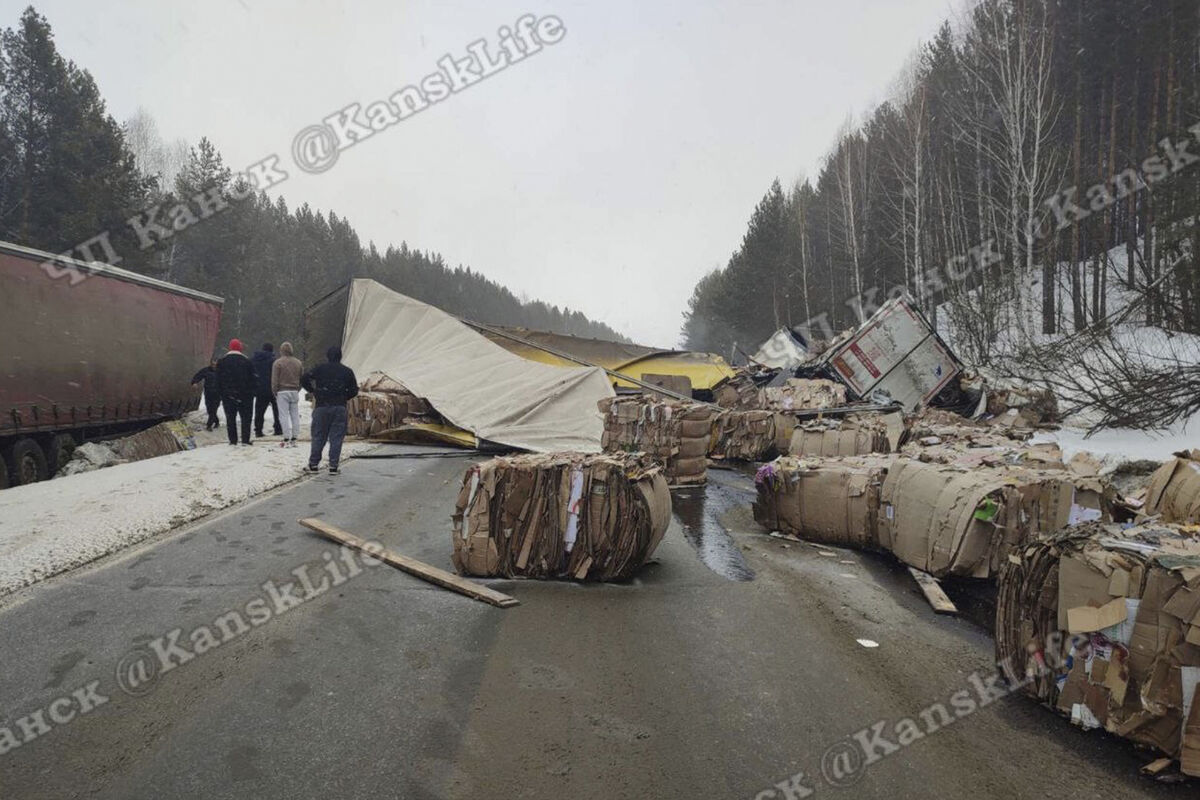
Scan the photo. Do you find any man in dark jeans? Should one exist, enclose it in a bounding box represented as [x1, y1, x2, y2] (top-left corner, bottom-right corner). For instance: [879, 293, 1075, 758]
[300, 346, 359, 474]
[251, 343, 282, 438]
[191, 358, 221, 430]
[215, 339, 257, 445]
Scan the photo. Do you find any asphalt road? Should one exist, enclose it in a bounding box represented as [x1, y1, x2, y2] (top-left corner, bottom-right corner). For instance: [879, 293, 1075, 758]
[0, 449, 1187, 799]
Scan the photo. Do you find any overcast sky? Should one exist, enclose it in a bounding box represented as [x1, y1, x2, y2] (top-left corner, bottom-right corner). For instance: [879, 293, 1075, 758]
[9, 0, 953, 347]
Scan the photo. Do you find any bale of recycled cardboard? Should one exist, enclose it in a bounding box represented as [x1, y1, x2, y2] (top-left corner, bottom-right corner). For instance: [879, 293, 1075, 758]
[709, 410, 794, 462]
[451, 451, 671, 581]
[878, 459, 1113, 579]
[752, 456, 887, 550]
[109, 422, 188, 461]
[995, 522, 1200, 775]
[788, 412, 904, 457]
[347, 372, 440, 438]
[599, 395, 716, 485]
[712, 371, 764, 410]
[1145, 452, 1200, 524]
[762, 378, 847, 411]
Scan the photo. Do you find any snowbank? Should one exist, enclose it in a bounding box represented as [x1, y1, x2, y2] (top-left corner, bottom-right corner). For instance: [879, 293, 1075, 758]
[1033, 421, 1200, 464]
[0, 439, 370, 599]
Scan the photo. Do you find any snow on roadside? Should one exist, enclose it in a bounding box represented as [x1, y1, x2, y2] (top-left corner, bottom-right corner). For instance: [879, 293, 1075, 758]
[0, 439, 370, 599]
[1033, 419, 1200, 464]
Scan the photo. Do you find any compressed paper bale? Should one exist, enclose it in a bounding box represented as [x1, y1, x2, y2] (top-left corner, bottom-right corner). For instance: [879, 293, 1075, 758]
[109, 423, 185, 461]
[451, 451, 671, 581]
[709, 410, 791, 462]
[788, 412, 901, 458]
[879, 458, 1115, 579]
[712, 371, 764, 410]
[599, 395, 716, 484]
[753, 456, 886, 549]
[995, 522, 1200, 773]
[763, 378, 847, 411]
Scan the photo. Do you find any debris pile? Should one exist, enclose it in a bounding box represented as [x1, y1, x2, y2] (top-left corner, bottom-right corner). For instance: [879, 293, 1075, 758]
[708, 410, 793, 462]
[762, 378, 847, 411]
[1144, 452, 1200, 524]
[598, 396, 716, 485]
[451, 451, 671, 581]
[996, 522, 1200, 775]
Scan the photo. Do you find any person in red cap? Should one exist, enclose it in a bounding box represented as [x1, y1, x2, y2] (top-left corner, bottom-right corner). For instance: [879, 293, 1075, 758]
[215, 338, 256, 445]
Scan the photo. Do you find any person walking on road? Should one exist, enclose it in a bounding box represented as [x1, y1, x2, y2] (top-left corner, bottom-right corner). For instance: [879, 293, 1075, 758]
[300, 346, 358, 474]
[191, 358, 221, 431]
[251, 343, 282, 438]
[215, 339, 256, 446]
[272, 341, 303, 447]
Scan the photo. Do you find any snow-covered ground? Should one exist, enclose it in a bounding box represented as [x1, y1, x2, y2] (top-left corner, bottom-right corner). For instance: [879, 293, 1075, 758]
[0, 435, 370, 599]
[1033, 420, 1200, 464]
[937, 239, 1200, 455]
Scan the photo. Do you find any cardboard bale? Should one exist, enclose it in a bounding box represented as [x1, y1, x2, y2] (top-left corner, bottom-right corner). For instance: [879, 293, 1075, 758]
[709, 410, 794, 462]
[109, 422, 189, 461]
[450, 451, 671, 581]
[753, 456, 887, 550]
[788, 412, 903, 458]
[995, 522, 1200, 774]
[347, 372, 441, 438]
[712, 370, 764, 410]
[762, 378, 847, 411]
[599, 395, 716, 485]
[878, 459, 1113, 579]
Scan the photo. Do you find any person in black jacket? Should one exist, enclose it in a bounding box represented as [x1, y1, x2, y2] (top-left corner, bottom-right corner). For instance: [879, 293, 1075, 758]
[300, 346, 358, 474]
[190, 359, 221, 430]
[251, 343, 283, 438]
[215, 339, 257, 445]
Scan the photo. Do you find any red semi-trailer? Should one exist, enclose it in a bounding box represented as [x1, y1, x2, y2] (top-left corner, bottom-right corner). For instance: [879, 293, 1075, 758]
[0, 240, 223, 487]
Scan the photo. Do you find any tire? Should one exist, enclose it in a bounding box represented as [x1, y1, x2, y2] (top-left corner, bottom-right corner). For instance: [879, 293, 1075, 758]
[46, 433, 77, 475]
[8, 438, 49, 486]
[0, 452, 9, 490]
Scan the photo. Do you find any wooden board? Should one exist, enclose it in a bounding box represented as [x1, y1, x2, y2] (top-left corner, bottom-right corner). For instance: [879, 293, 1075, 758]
[908, 567, 958, 615]
[298, 518, 519, 608]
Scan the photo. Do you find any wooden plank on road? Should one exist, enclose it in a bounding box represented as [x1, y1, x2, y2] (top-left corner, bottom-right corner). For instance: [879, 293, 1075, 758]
[908, 567, 958, 615]
[298, 517, 519, 609]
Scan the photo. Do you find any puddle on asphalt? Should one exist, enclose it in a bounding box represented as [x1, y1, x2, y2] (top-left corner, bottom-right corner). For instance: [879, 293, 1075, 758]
[671, 485, 755, 582]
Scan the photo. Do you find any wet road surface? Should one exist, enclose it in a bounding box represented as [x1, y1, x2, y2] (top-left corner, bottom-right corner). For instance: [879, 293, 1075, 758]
[0, 449, 1184, 799]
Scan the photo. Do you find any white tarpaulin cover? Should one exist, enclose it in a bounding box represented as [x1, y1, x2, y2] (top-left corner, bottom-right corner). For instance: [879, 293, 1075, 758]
[340, 280, 614, 452]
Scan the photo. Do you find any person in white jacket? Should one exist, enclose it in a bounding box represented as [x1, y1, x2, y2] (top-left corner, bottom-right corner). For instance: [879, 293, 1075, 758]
[271, 341, 304, 447]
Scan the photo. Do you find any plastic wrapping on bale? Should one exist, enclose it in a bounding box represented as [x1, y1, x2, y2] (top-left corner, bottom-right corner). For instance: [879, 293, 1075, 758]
[451, 452, 671, 581]
[995, 522, 1200, 775]
[879, 459, 1113, 579]
[599, 396, 716, 485]
[753, 456, 888, 550]
[709, 410, 794, 462]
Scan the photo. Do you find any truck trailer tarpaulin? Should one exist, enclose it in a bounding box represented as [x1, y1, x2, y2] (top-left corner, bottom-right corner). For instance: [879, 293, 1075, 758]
[0, 240, 223, 486]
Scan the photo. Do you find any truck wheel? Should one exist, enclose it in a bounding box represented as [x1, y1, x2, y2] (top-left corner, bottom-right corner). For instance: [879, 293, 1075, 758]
[46, 433, 77, 474]
[0, 452, 9, 490]
[8, 438, 48, 486]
